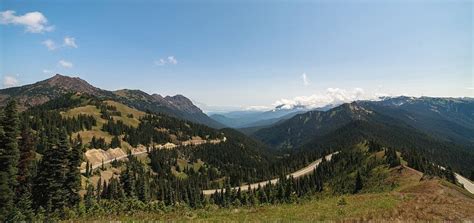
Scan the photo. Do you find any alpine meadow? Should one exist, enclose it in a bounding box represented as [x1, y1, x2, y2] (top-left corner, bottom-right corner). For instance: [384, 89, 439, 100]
[0, 0, 473, 222]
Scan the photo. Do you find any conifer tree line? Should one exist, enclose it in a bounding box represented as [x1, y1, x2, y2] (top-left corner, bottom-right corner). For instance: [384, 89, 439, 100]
[102, 113, 224, 148]
[403, 150, 456, 183]
[0, 100, 83, 221]
[0, 95, 465, 220]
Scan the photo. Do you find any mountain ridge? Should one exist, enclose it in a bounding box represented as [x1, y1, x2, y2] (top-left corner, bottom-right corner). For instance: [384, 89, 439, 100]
[0, 74, 224, 128]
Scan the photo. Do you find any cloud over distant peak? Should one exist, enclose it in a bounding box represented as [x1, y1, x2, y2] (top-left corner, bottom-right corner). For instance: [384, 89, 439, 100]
[3, 75, 19, 88]
[0, 10, 54, 33]
[273, 88, 385, 109]
[244, 105, 271, 111]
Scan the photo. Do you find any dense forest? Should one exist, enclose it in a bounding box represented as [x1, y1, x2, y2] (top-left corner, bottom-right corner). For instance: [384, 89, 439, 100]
[252, 101, 474, 177]
[0, 97, 465, 221]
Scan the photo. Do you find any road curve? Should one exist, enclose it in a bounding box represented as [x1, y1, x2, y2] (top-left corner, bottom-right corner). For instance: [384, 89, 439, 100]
[455, 173, 474, 194]
[80, 150, 148, 173]
[202, 152, 338, 195]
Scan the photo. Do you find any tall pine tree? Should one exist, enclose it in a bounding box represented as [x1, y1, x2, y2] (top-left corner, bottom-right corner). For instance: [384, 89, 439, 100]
[16, 125, 36, 221]
[65, 134, 83, 207]
[33, 128, 69, 213]
[0, 100, 20, 221]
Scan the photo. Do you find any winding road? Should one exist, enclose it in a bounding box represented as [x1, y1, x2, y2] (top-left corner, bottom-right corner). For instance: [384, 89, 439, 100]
[201, 152, 338, 195]
[455, 173, 474, 194]
[81, 148, 474, 195]
[80, 150, 148, 173]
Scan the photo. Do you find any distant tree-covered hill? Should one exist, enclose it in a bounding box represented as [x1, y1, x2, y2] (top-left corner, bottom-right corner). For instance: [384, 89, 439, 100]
[252, 97, 474, 175]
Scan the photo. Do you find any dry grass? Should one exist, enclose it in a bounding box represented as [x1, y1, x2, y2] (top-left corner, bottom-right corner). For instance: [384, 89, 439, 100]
[62, 101, 142, 151]
[73, 129, 114, 144]
[378, 166, 474, 221]
[104, 100, 145, 128]
[73, 164, 474, 222]
[61, 105, 106, 127]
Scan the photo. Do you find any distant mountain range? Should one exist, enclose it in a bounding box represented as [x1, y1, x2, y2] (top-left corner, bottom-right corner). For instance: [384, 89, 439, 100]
[209, 104, 336, 129]
[0, 74, 224, 128]
[251, 96, 474, 174]
[253, 97, 474, 148]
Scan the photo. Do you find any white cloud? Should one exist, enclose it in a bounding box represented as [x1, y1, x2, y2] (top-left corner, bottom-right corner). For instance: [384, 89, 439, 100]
[302, 73, 309, 86]
[42, 37, 78, 50]
[3, 75, 19, 88]
[0, 10, 54, 33]
[42, 39, 57, 50]
[154, 58, 167, 66]
[466, 87, 474, 90]
[167, 56, 178, 65]
[63, 36, 78, 48]
[58, 60, 73, 68]
[154, 56, 178, 66]
[244, 105, 271, 111]
[273, 88, 386, 109]
[43, 69, 53, 74]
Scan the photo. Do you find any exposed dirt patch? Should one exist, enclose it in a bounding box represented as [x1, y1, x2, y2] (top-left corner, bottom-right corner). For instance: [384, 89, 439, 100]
[368, 166, 474, 221]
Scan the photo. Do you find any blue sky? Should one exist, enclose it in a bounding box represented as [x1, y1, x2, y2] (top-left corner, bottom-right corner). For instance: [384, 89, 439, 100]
[1, 0, 472, 111]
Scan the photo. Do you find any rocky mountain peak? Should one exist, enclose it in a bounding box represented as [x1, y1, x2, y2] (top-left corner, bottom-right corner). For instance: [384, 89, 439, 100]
[41, 74, 100, 94]
[165, 95, 202, 114]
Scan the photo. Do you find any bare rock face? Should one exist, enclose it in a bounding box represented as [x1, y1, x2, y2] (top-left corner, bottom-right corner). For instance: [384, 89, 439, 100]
[165, 95, 203, 114]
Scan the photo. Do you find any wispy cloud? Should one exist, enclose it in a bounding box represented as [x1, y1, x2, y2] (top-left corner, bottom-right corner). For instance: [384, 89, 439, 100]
[244, 105, 271, 111]
[466, 87, 474, 90]
[58, 60, 73, 68]
[42, 39, 57, 50]
[154, 56, 178, 66]
[0, 10, 54, 33]
[42, 36, 78, 50]
[273, 88, 385, 109]
[63, 36, 78, 48]
[3, 75, 19, 88]
[302, 73, 309, 86]
[167, 56, 178, 65]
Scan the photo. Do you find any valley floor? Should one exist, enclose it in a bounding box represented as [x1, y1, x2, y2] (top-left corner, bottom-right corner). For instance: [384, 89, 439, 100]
[70, 166, 474, 222]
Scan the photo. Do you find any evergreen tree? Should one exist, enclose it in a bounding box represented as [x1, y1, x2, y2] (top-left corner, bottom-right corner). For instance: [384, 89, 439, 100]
[353, 171, 363, 194]
[16, 126, 36, 220]
[110, 135, 121, 148]
[65, 134, 83, 207]
[84, 184, 95, 212]
[33, 128, 69, 212]
[445, 166, 456, 184]
[0, 100, 20, 220]
[384, 148, 400, 168]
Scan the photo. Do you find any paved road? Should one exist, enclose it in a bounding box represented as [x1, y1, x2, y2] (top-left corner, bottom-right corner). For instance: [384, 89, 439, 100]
[80, 150, 148, 173]
[202, 152, 338, 195]
[438, 165, 473, 194]
[455, 173, 474, 194]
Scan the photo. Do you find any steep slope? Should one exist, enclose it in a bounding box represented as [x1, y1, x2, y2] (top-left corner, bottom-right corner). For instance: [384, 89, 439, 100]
[252, 102, 374, 149]
[0, 74, 112, 110]
[0, 74, 223, 128]
[253, 99, 474, 174]
[300, 120, 474, 174]
[361, 97, 474, 146]
[23, 93, 274, 182]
